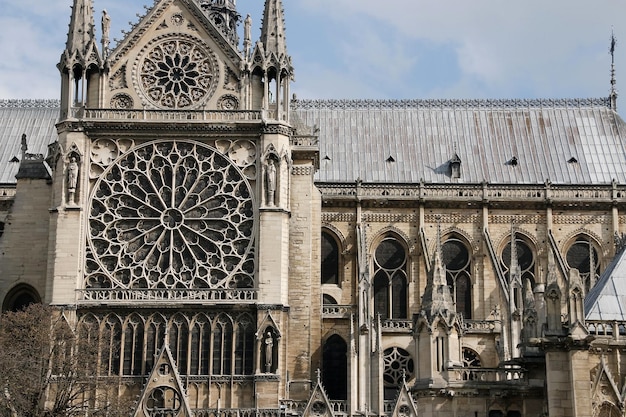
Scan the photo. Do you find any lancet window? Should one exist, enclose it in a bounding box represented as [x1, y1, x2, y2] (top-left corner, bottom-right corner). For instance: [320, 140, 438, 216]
[442, 237, 472, 319]
[373, 237, 408, 320]
[566, 236, 601, 293]
[78, 311, 255, 377]
[321, 231, 340, 285]
[322, 335, 348, 400]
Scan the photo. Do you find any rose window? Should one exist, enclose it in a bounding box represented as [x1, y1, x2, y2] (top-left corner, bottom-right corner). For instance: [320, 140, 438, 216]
[137, 35, 218, 109]
[86, 141, 255, 290]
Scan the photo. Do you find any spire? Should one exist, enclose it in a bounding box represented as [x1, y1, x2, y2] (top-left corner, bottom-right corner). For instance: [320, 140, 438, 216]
[610, 29, 618, 111]
[260, 0, 288, 58]
[419, 219, 456, 324]
[63, 0, 98, 62]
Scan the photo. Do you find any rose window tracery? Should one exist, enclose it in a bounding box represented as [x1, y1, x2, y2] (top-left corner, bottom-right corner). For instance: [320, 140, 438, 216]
[86, 141, 255, 291]
[136, 35, 218, 109]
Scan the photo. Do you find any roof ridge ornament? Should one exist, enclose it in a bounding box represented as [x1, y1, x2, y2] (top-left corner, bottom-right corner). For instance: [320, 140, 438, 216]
[610, 28, 618, 111]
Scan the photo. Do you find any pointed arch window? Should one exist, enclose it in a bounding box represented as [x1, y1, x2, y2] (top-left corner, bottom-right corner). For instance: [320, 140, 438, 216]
[190, 315, 211, 376]
[373, 237, 408, 320]
[212, 317, 233, 375]
[442, 238, 472, 319]
[501, 237, 536, 285]
[234, 315, 255, 375]
[501, 236, 536, 310]
[169, 316, 189, 375]
[123, 315, 145, 376]
[145, 315, 166, 374]
[322, 231, 340, 285]
[103, 317, 122, 376]
[322, 335, 348, 401]
[566, 236, 601, 293]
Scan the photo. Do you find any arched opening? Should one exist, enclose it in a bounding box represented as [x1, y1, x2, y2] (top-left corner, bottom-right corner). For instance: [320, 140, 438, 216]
[321, 231, 340, 285]
[373, 237, 408, 319]
[442, 237, 472, 319]
[566, 235, 601, 293]
[383, 347, 414, 400]
[322, 335, 347, 400]
[2, 284, 41, 312]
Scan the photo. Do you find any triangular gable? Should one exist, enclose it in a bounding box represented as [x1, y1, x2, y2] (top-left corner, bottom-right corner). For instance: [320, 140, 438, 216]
[109, 0, 241, 69]
[586, 247, 626, 321]
[303, 371, 334, 417]
[133, 345, 193, 417]
[256, 309, 282, 339]
[591, 357, 622, 406]
[391, 379, 419, 417]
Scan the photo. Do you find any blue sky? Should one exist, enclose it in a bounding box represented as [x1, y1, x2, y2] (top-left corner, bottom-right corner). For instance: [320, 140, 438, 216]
[0, 0, 625, 118]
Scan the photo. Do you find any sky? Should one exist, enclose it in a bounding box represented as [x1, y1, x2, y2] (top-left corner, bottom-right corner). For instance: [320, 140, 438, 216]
[0, 0, 625, 119]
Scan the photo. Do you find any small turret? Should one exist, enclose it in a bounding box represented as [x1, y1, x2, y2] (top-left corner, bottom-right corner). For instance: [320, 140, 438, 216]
[58, 0, 105, 119]
[249, 0, 294, 122]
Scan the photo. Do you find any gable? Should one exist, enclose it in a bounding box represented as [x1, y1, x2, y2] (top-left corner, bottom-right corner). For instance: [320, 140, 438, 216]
[106, 0, 243, 111]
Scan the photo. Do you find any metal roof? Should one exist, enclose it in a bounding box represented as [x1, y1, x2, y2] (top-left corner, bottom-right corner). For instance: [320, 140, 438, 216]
[2, 98, 626, 187]
[585, 247, 626, 321]
[0, 100, 59, 184]
[293, 98, 626, 184]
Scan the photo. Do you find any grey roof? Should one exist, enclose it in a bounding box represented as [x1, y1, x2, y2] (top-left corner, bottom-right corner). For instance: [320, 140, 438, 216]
[2, 98, 626, 187]
[0, 100, 59, 184]
[293, 98, 626, 184]
[585, 247, 626, 321]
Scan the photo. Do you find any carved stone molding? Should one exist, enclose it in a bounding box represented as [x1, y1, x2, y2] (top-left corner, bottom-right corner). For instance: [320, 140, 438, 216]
[321, 212, 356, 223]
[292, 166, 314, 176]
[262, 124, 292, 136]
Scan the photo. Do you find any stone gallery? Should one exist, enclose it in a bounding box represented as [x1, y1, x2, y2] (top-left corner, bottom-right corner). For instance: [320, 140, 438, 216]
[0, 0, 626, 416]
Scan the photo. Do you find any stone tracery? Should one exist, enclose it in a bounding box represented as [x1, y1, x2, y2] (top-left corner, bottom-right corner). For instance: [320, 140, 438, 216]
[86, 140, 255, 291]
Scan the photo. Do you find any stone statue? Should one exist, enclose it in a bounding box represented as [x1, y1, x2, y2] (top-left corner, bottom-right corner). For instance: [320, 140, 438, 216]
[102, 10, 111, 51]
[67, 157, 79, 205]
[264, 331, 273, 373]
[244, 14, 252, 44]
[265, 159, 276, 206]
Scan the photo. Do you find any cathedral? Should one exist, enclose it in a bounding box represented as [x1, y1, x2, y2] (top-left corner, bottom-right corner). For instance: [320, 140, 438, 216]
[1, 0, 626, 416]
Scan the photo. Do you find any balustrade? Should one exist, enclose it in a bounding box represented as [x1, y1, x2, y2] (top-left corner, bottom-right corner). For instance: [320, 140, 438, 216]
[79, 108, 264, 122]
[77, 288, 257, 304]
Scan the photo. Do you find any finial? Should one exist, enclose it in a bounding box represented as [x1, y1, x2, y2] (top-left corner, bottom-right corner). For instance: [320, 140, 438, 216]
[20, 134, 27, 160]
[610, 28, 618, 111]
[315, 368, 322, 384]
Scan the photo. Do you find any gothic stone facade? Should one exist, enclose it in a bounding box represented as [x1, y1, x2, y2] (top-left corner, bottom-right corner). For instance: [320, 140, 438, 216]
[1, 1, 626, 417]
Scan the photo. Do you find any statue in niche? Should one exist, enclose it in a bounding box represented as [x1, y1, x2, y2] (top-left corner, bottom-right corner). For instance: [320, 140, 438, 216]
[265, 159, 277, 206]
[67, 157, 79, 205]
[264, 331, 274, 373]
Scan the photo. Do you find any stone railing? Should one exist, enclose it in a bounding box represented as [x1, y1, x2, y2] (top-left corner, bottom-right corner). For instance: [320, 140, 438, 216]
[451, 367, 527, 384]
[587, 321, 626, 338]
[77, 108, 265, 122]
[382, 319, 413, 332]
[76, 288, 257, 305]
[194, 409, 280, 417]
[317, 183, 623, 205]
[330, 401, 348, 415]
[280, 400, 306, 414]
[322, 305, 353, 318]
[291, 136, 319, 147]
[463, 320, 502, 334]
[383, 400, 395, 415]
